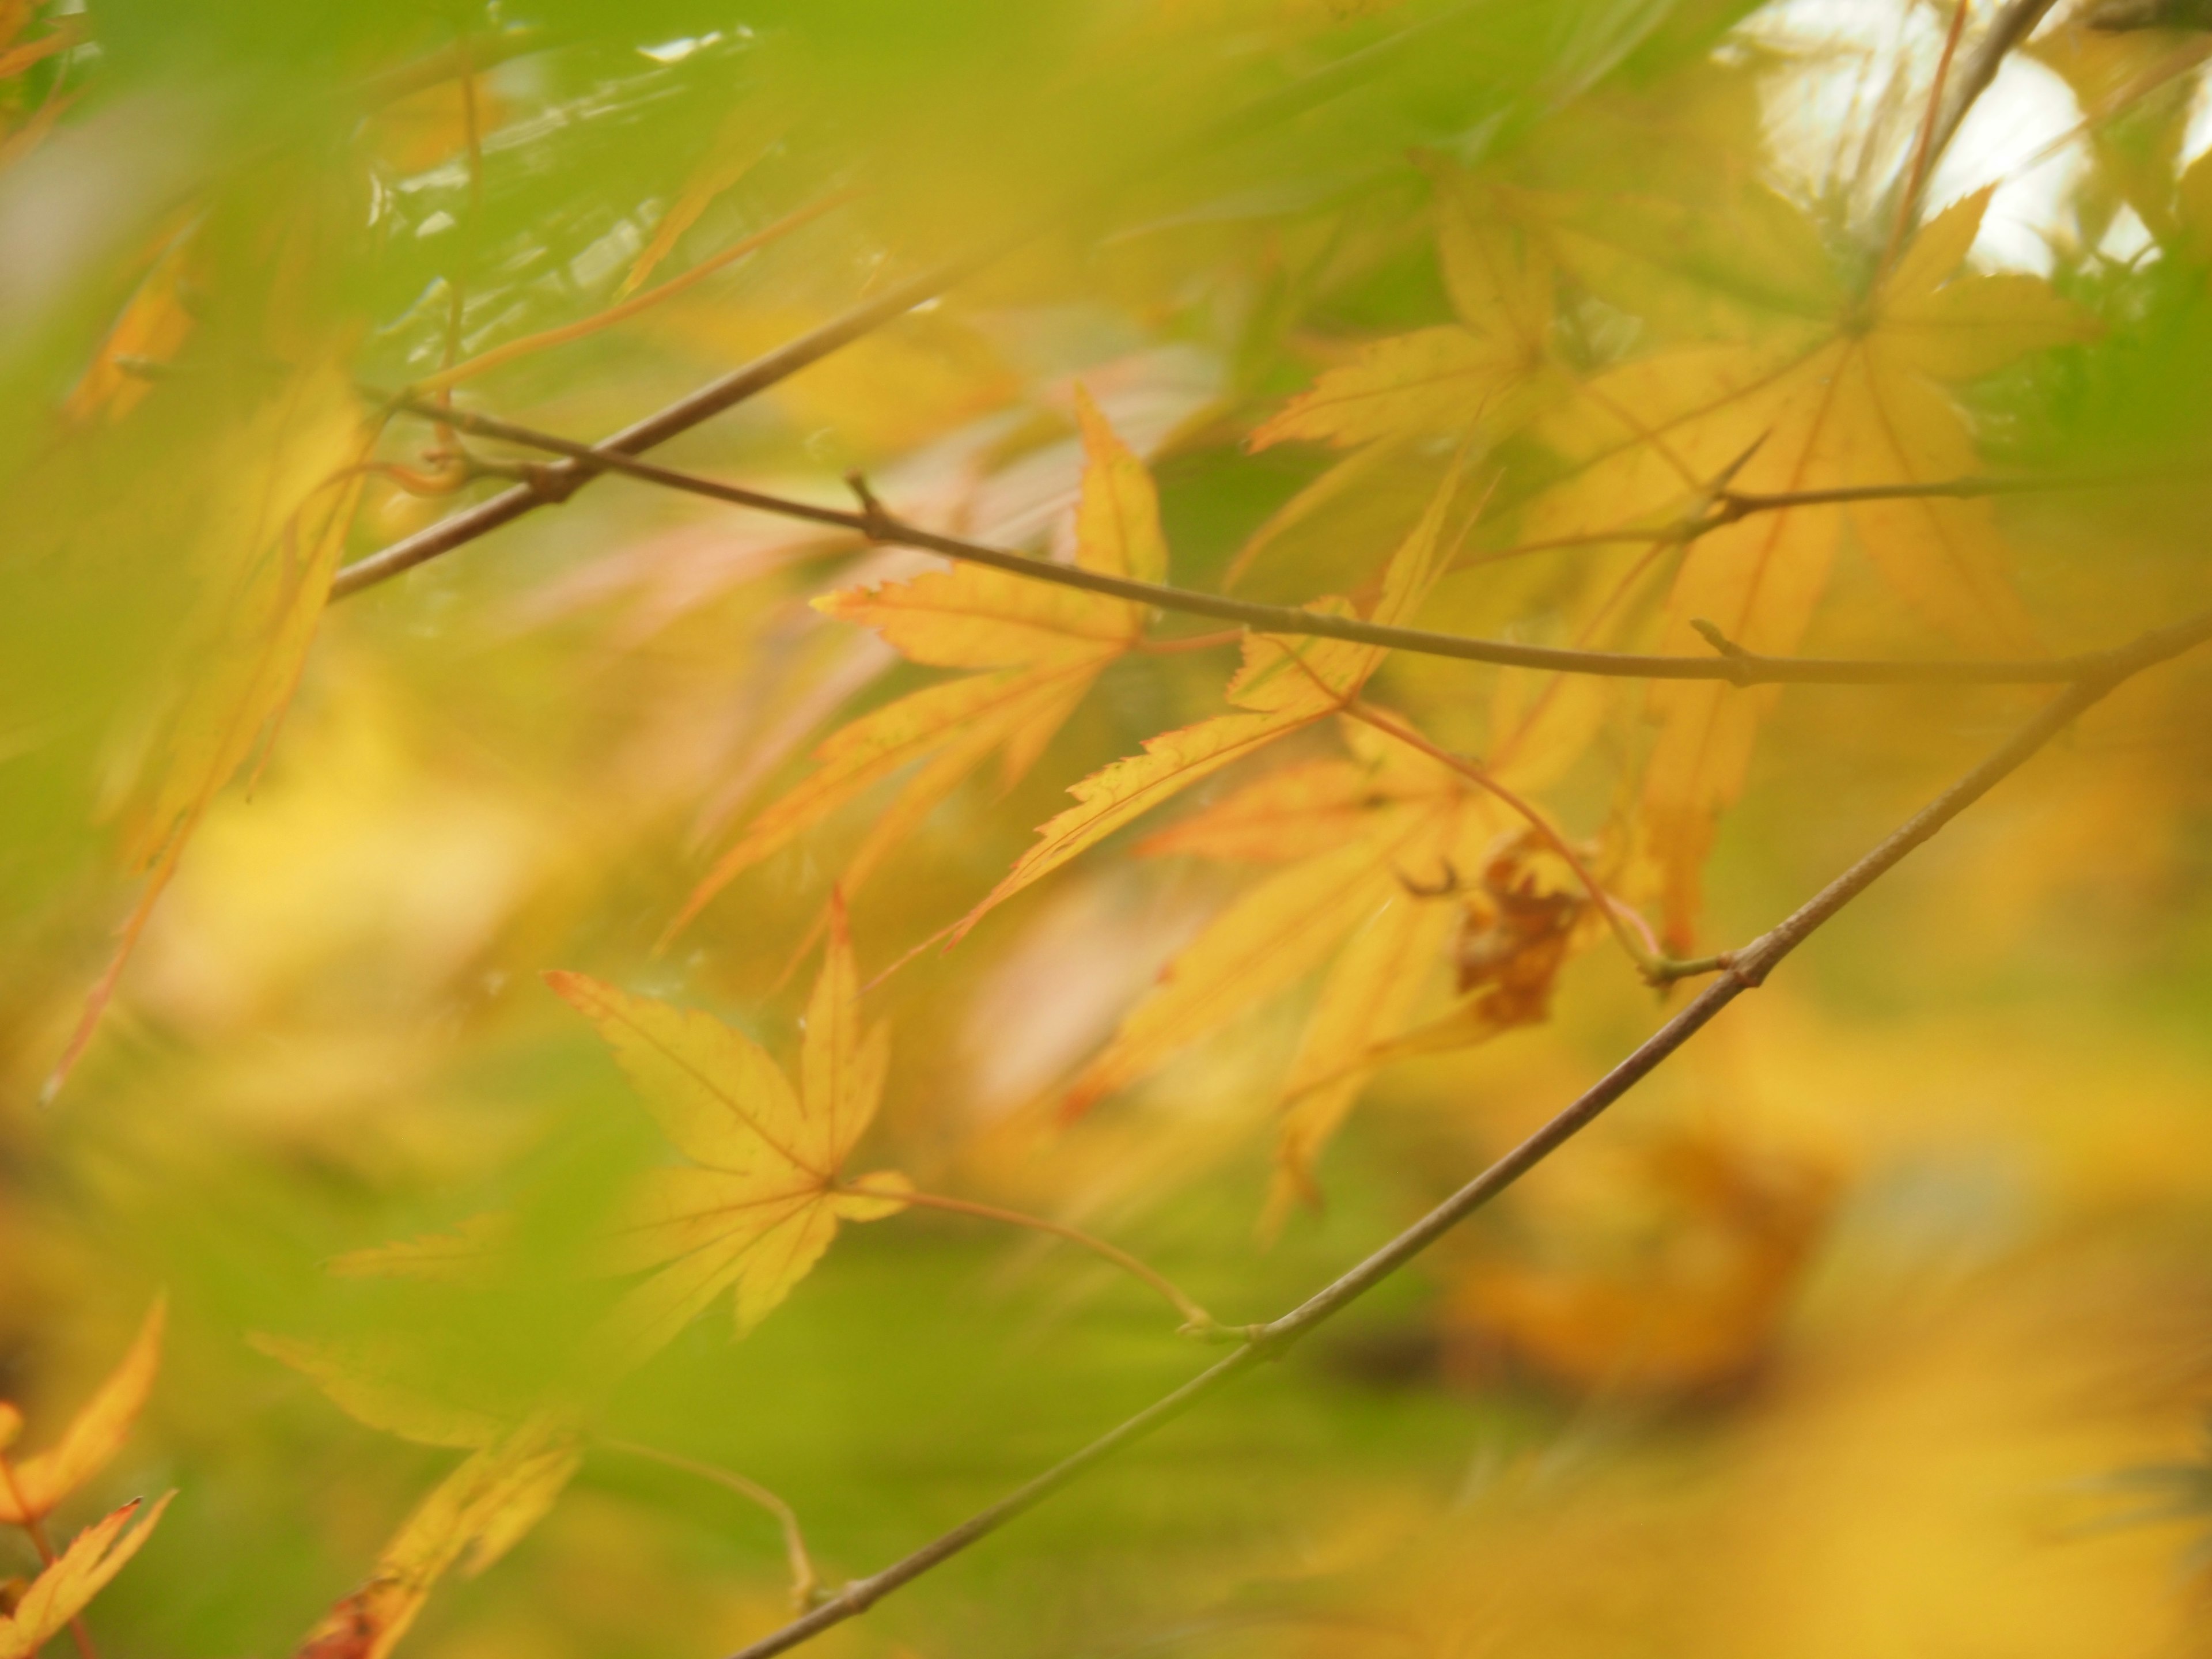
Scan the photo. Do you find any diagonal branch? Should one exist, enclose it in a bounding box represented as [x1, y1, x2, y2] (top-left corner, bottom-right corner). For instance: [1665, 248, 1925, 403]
[378, 397, 2166, 690]
[712, 604, 2212, 1659]
[1925, 0, 2063, 180]
[329, 6, 1479, 601]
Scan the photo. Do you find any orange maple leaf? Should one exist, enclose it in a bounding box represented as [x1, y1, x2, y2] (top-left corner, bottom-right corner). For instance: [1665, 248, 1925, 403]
[1071, 717, 1604, 1220]
[0, 1298, 164, 1527]
[0, 1494, 173, 1659]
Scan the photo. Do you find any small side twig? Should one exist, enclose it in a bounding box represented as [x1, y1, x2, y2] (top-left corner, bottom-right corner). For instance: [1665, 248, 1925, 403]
[1925, 0, 2063, 181]
[1878, 0, 1974, 277]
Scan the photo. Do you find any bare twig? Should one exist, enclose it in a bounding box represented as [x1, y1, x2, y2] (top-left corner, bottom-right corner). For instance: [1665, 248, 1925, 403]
[331, 7, 1479, 601]
[379, 397, 2164, 690]
[713, 604, 2212, 1659]
[1926, 0, 2063, 179]
[1459, 457, 2127, 570]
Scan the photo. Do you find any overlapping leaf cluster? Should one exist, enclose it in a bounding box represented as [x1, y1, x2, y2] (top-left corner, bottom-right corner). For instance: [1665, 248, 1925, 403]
[10, 5, 2212, 1659]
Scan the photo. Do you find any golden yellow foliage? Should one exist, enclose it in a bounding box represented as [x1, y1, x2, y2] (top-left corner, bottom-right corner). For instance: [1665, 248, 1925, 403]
[553, 899, 909, 1355]
[0, 1495, 172, 1659]
[0, 1301, 164, 1527]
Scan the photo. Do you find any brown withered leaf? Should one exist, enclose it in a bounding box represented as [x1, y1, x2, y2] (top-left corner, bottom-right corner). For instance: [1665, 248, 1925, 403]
[1444, 1130, 1838, 1401]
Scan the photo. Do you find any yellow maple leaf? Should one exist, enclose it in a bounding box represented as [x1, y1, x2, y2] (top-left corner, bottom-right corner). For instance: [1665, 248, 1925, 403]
[0, 1493, 173, 1659]
[325, 1213, 516, 1287]
[1249, 170, 1555, 452]
[0, 1299, 164, 1526]
[51, 368, 372, 1096]
[251, 1336, 513, 1452]
[1065, 717, 1577, 1217]
[551, 900, 910, 1358]
[289, 1416, 582, 1659]
[1521, 188, 2093, 946]
[62, 218, 200, 426]
[1063, 722, 1485, 1120]
[666, 386, 1164, 940]
[946, 452, 1475, 950]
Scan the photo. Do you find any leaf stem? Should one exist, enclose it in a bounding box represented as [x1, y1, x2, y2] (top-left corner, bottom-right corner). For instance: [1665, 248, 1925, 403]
[1464, 469, 2131, 570]
[1133, 628, 1245, 655]
[603, 1438, 820, 1610]
[368, 397, 2168, 691]
[841, 1181, 1215, 1332]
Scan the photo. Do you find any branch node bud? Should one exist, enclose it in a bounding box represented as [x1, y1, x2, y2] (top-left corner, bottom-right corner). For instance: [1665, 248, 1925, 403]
[844, 471, 892, 540]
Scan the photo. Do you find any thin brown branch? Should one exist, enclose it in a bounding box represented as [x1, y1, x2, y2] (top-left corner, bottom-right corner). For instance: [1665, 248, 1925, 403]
[329, 7, 1477, 601]
[1926, 0, 2063, 179]
[840, 1181, 1215, 1330]
[378, 397, 2161, 690]
[604, 1438, 820, 1610]
[1461, 467, 2139, 572]
[714, 604, 2212, 1659]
